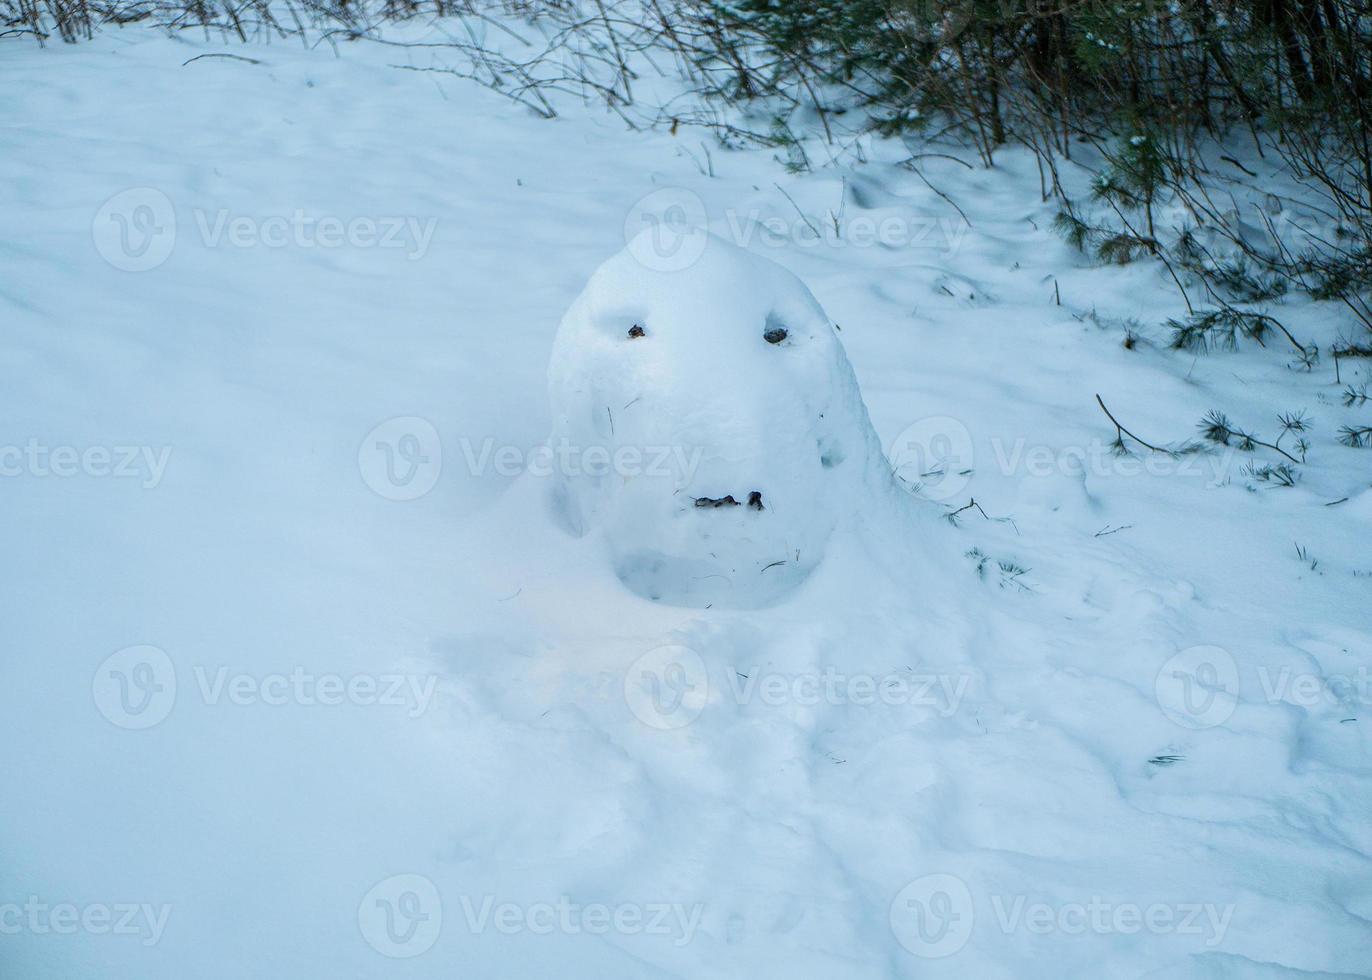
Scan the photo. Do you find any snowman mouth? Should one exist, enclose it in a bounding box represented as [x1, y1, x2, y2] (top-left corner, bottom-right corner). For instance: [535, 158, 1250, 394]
[693, 491, 765, 511]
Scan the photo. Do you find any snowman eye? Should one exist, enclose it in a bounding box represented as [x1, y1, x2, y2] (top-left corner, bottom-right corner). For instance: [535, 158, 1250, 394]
[763, 312, 791, 345]
[627, 324, 645, 339]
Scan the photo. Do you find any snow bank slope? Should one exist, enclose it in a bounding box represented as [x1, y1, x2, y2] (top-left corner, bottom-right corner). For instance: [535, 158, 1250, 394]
[1, 21, 1370, 980]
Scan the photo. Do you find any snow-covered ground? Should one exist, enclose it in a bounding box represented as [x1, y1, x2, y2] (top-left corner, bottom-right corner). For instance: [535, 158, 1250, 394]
[3, 21, 1371, 979]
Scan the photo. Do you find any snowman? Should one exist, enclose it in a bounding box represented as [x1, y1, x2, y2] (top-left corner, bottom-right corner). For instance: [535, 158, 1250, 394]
[547, 229, 896, 608]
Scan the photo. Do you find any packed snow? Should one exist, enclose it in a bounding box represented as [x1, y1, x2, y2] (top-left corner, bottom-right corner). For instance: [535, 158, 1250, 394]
[2, 19, 1371, 980]
[549, 229, 895, 607]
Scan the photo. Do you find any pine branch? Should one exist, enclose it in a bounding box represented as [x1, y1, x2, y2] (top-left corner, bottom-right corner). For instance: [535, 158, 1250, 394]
[1198, 410, 1304, 464]
[1095, 394, 1174, 455]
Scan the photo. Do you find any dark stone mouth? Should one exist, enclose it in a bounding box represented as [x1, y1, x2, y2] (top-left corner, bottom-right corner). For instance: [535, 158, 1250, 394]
[694, 491, 765, 511]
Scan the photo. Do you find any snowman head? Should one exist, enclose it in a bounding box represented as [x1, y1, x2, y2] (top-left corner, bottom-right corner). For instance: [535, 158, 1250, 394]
[547, 229, 887, 608]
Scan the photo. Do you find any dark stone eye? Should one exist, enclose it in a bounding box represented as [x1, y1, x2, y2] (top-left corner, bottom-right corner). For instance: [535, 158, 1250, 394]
[763, 327, 787, 344]
[628, 324, 645, 338]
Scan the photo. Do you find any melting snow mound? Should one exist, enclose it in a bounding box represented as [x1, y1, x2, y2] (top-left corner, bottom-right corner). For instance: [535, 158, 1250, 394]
[548, 229, 893, 608]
